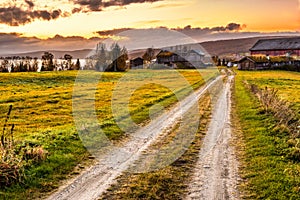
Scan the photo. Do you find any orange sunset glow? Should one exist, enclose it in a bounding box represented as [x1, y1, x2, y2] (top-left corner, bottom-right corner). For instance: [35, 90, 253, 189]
[0, 0, 299, 53]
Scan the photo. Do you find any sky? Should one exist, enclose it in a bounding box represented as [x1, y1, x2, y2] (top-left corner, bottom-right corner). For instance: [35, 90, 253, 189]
[0, 0, 300, 54]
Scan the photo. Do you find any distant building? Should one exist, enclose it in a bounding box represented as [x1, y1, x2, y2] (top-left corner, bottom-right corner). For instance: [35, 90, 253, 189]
[238, 56, 298, 70]
[130, 57, 144, 69]
[156, 51, 185, 66]
[156, 48, 205, 68]
[128, 49, 161, 69]
[250, 37, 300, 56]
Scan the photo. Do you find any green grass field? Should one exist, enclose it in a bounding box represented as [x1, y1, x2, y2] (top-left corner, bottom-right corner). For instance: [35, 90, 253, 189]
[236, 70, 300, 111]
[234, 70, 300, 199]
[0, 69, 218, 199]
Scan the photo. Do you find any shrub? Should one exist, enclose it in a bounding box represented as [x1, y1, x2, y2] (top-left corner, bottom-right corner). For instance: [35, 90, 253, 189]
[244, 81, 300, 161]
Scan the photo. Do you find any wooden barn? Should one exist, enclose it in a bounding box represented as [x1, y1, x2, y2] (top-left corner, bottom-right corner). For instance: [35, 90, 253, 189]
[238, 56, 270, 70]
[156, 50, 185, 67]
[156, 49, 205, 68]
[238, 56, 297, 70]
[250, 37, 300, 56]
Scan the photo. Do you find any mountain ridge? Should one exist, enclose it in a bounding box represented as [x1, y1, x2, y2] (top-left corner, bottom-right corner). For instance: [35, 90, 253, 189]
[1, 36, 294, 58]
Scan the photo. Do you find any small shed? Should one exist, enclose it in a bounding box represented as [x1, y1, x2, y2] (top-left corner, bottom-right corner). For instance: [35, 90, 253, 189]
[130, 57, 144, 69]
[238, 56, 270, 70]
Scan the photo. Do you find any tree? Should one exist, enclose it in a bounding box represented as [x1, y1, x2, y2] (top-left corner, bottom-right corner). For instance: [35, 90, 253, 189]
[111, 43, 121, 72]
[74, 59, 81, 70]
[95, 44, 107, 71]
[64, 54, 72, 60]
[41, 52, 54, 71]
[143, 48, 155, 63]
[106, 45, 128, 72]
[64, 54, 73, 70]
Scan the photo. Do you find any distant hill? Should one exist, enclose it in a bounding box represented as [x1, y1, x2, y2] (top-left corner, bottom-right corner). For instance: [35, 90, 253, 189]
[2, 36, 295, 59]
[1, 49, 93, 59]
[199, 36, 291, 56]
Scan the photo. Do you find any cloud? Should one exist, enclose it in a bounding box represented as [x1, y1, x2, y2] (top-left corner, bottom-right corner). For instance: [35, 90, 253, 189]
[95, 28, 134, 36]
[25, 0, 35, 8]
[0, 0, 163, 26]
[0, 6, 68, 26]
[0, 33, 103, 55]
[72, 0, 163, 12]
[1, 28, 300, 56]
[134, 20, 162, 26]
[152, 2, 185, 9]
[173, 23, 244, 33]
[226, 23, 243, 31]
[94, 23, 244, 38]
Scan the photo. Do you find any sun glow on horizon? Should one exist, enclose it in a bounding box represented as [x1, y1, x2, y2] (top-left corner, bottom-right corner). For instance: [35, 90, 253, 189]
[0, 0, 299, 39]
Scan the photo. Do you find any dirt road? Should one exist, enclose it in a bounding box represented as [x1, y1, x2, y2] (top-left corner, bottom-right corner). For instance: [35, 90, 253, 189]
[47, 76, 223, 200]
[186, 75, 240, 200]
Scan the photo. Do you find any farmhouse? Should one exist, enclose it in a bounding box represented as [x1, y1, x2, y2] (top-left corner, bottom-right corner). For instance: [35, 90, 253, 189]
[156, 51, 185, 67]
[238, 56, 298, 70]
[250, 37, 300, 56]
[156, 48, 205, 68]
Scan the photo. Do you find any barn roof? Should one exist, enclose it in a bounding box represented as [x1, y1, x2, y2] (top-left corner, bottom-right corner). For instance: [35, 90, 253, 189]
[250, 37, 300, 51]
[157, 50, 176, 57]
[190, 49, 205, 56]
[239, 56, 294, 63]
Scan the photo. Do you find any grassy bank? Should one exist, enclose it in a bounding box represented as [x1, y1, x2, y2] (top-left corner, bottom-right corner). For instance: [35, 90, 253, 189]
[233, 71, 300, 199]
[0, 69, 217, 199]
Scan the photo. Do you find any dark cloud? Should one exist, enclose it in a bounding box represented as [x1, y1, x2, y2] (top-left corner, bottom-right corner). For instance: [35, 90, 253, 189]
[25, 0, 35, 8]
[0, 0, 163, 26]
[173, 23, 244, 33]
[0, 6, 66, 26]
[72, 7, 82, 14]
[73, 0, 162, 13]
[0, 32, 40, 47]
[94, 23, 243, 38]
[95, 28, 133, 36]
[226, 23, 243, 31]
[0, 32, 103, 55]
[74, 0, 102, 11]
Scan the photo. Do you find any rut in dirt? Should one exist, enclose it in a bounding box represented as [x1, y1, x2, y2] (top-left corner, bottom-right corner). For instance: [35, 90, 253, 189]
[186, 75, 240, 200]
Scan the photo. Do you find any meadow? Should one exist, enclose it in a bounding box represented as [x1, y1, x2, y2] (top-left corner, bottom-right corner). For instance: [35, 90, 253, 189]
[0, 69, 218, 199]
[237, 70, 300, 111]
[234, 70, 300, 199]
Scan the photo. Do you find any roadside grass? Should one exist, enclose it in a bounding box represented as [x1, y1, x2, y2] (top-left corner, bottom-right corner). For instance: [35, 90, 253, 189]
[233, 72, 300, 199]
[101, 93, 212, 200]
[0, 69, 218, 199]
[237, 70, 300, 112]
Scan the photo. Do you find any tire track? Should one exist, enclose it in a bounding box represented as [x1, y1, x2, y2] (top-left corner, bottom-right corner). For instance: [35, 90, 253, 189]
[186, 75, 240, 200]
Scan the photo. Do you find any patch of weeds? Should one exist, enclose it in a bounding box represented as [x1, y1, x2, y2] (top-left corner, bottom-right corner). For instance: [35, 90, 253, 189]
[233, 74, 300, 199]
[1, 105, 47, 188]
